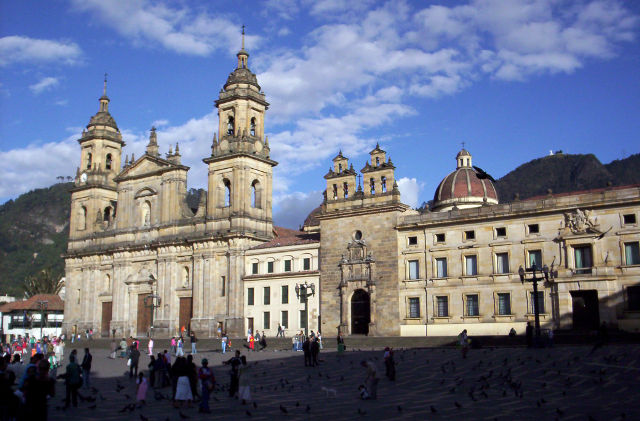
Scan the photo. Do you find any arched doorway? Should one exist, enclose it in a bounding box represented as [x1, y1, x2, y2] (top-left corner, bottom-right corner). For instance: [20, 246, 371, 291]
[351, 289, 370, 335]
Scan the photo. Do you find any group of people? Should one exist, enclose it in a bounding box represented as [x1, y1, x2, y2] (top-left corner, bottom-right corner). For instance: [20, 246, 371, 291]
[2, 335, 65, 366]
[1, 345, 93, 420]
[292, 330, 322, 352]
[244, 329, 267, 351]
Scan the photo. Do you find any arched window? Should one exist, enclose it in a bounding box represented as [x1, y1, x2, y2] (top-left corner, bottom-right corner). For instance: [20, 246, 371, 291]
[375, 157, 380, 166]
[338, 163, 342, 172]
[182, 266, 190, 288]
[105, 274, 111, 291]
[105, 153, 112, 170]
[381, 176, 387, 193]
[251, 179, 262, 209]
[103, 206, 112, 223]
[86, 153, 92, 170]
[227, 116, 235, 136]
[343, 182, 349, 198]
[78, 206, 87, 230]
[142, 201, 151, 226]
[250, 117, 256, 137]
[332, 184, 338, 200]
[224, 179, 231, 207]
[370, 178, 375, 194]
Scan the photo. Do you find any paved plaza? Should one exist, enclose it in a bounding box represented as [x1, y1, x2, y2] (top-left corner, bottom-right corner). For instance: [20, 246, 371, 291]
[47, 343, 640, 421]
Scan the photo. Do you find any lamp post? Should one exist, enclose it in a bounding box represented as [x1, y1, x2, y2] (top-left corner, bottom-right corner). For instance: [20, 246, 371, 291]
[143, 294, 161, 338]
[36, 300, 49, 339]
[295, 282, 315, 337]
[518, 264, 554, 344]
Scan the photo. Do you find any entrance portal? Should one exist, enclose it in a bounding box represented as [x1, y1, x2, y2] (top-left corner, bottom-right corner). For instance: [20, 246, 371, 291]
[137, 294, 151, 336]
[571, 290, 600, 330]
[179, 297, 193, 334]
[101, 301, 112, 338]
[351, 289, 371, 335]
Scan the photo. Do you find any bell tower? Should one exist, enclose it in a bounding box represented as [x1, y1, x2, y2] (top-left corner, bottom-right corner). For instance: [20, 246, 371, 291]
[69, 76, 124, 238]
[203, 27, 277, 239]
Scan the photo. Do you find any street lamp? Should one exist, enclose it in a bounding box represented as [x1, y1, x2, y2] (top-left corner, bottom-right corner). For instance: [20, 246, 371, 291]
[295, 282, 316, 337]
[518, 264, 554, 344]
[36, 300, 49, 339]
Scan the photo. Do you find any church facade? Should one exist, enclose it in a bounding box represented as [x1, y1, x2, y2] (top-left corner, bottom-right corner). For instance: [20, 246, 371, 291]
[64, 40, 640, 339]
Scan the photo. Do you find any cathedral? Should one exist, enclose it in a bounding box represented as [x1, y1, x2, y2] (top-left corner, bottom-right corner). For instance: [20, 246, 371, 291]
[63, 39, 640, 339]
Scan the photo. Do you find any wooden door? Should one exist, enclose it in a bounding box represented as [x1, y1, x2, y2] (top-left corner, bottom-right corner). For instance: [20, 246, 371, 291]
[137, 294, 151, 336]
[179, 297, 193, 334]
[101, 302, 112, 337]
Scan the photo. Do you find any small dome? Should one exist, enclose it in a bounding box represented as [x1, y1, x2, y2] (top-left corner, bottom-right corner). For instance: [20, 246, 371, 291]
[224, 67, 261, 90]
[432, 149, 498, 211]
[303, 205, 322, 228]
[88, 110, 118, 130]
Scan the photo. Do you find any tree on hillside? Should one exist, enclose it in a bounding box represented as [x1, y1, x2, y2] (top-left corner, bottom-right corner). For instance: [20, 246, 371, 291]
[23, 268, 64, 298]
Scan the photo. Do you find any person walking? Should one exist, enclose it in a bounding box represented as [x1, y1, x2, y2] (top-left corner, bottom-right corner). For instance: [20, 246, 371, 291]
[361, 360, 379, 400]
[80, 348, 92, 389]
[221, 333, 228, 354]
[63, 355, 82, 408]
[148, 338, 154, 356]
[277, 323, 283, 338]
[136, 372, 149, 405]
[302, 337, 312, 367]
[170, 337, 177, 355]
[259, 333, 267, 351]
[190, 333, 197, 354]
[238, 356, 252, 403]
[525, 322, 534, 348]
[129, 345, 140, 378]
[311, 337, 320, 367]
[23, 359, 55, 421]
[224, 350, 242, 398]
[248, 334, 255, 352]
[198, 358, 214, 413]
[383, 347, 396, 381]
[458, 329, 469, 358]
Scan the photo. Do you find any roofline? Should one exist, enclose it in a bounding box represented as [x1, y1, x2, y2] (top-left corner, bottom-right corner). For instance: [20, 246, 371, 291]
[246, 241, 320, 255]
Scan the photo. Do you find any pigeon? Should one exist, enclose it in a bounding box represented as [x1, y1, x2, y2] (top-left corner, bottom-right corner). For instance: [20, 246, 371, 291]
[246, 410, 252, 417]
[296, 401, 300, 407]
[280, 405, 288, 414]
[253, 402, 257, 409]
[179, 411, 190, 419]
[397, 405, 402, 412]
[430, 406, 437, 413]
[140, 415, 149, 421]
[124, 394, 131, 400]
[306, 405, 311, 413]
[358, 408, 367, 416]
[119, 405, 129, 413]
[556, 408, 564, 417]
[455, 401, 462, 409]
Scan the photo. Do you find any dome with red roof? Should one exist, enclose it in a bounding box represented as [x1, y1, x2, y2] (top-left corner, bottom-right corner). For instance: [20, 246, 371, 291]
[432, 149, 499, 211]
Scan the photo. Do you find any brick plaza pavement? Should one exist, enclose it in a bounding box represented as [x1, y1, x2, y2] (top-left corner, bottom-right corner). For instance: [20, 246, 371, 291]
[47, 344, 640, 421]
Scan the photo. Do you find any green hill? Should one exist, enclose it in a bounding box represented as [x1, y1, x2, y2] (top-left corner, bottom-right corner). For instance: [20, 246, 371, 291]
[495, 153, 640, 202]
[0, 182, 72, 296]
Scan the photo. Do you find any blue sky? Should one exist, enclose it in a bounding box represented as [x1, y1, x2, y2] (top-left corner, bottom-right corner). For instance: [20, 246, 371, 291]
[1, 0, 639, 228]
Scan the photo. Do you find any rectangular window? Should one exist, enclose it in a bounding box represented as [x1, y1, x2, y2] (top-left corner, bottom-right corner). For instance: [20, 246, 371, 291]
[284, 260, 292, 272]
[497, 293, 511, 315]
[267, 261, 274, 273]
[251, 262, 258, 275]
[408, 260, 419, 280]
[528, 250, 542, 269]
[263, 312, 270, 330]
[528, 224, 539, 234]
[496, 227, 507, 237]
[408, 297, 420, 318]
[76, 289, 81, 304]
[529, 291, 545, 314]
[574, 245, 593, 274]
[221, 276, 226, 296]
[435, 233, 445, 243]
[303, 257, 311, 271]
[408, 236, 418, 246]
[464, 230, 475, 241]
[624, 242, 640, 265]
[436, 258, 448, 278]
[436, 296, 449, 317]
[465, 255, 478, 276]
[281, 285, 289, 304]
[247, 288, 254, 306]
[281, 310, 289, 329]
[623, 214, 637, 225]
[496, 253, 510, 274]
[466, 294, 479, 316]
[264, 287, 270, 305]
[627, 286, 640, 311]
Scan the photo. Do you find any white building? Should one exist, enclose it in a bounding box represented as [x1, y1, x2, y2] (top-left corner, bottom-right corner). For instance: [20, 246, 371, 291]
[243, 226, 320, 337]
[0, 294, 64, 341]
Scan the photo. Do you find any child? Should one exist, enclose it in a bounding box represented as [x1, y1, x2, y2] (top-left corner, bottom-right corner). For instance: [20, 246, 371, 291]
[136, 372, 148, 405]
[358, 384, 370, 400]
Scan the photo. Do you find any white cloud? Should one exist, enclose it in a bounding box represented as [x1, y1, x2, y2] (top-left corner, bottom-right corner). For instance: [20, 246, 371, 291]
[70, 0, 256, 56]
[273, 190, 323, 229]
[396, 177, 423, 208]
[54, 99, 69, 106]
[0, 36, 82, 66]
[29, 77, 60, 94]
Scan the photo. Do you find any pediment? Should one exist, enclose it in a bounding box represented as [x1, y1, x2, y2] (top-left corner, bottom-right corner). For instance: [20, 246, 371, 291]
[115, 154, 183, 182]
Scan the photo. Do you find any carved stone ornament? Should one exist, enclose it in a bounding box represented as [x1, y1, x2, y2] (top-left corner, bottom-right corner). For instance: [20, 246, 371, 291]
[563, 208, 601, 234]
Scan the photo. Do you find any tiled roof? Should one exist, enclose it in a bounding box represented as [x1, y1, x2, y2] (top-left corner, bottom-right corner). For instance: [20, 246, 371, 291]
[251, 226, 319, 250]
[0, 294, 64, 313]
